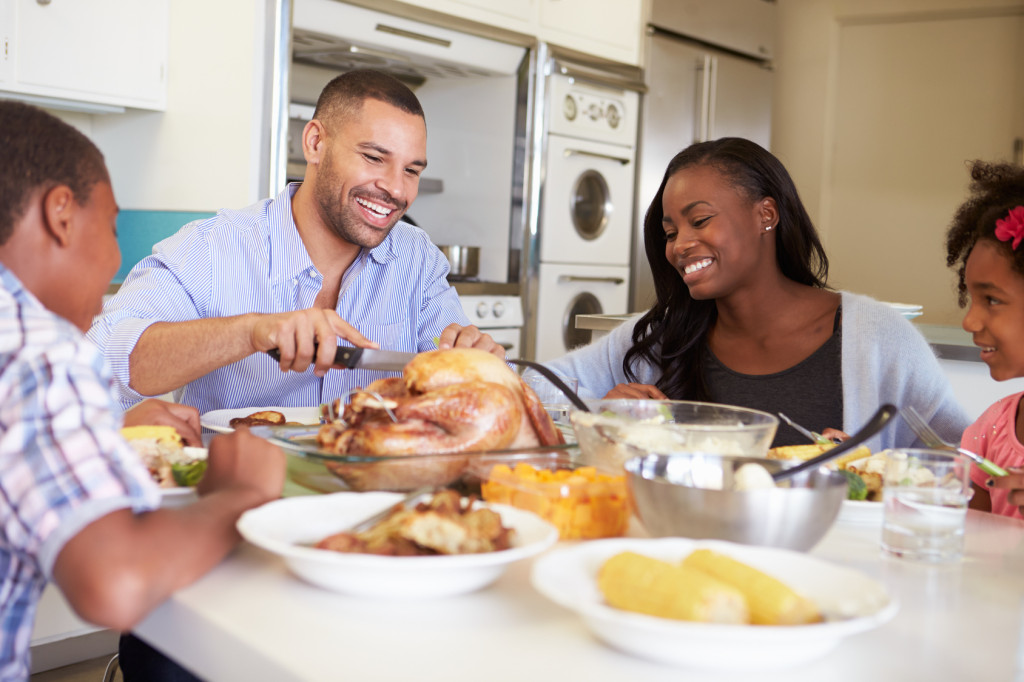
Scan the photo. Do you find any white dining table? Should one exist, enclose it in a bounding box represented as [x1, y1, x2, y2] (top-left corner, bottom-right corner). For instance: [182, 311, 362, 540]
[134, 509, 1024, 682]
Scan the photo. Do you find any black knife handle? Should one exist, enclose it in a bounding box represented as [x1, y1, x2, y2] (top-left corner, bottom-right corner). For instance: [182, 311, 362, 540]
[264, 345, 362, 369]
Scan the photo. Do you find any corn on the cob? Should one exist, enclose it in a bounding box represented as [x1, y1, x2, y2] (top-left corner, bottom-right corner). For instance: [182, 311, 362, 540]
[681, 549, 821, 625]
[597, 552, 749, 624]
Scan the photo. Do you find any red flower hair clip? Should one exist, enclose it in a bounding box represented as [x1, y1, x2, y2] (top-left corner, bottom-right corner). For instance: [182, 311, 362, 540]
[995, 205, 1024, 250]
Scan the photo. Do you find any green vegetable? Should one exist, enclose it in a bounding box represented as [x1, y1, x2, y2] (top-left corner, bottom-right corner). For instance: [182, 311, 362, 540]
[839, 469, 868, 501]
[656, 404, 673, 422]
[433, 336, 441, 347]
[172, 459, 208, 487]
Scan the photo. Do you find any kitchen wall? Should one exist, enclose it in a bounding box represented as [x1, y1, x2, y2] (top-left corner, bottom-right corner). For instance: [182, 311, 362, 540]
[772, 0, 1024, 327]
[51, 0, 273, 275]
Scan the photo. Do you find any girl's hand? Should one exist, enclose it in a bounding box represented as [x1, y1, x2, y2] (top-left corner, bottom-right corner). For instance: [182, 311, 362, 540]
[988, 466, 1024, 515]
[603, 383, 669, 400]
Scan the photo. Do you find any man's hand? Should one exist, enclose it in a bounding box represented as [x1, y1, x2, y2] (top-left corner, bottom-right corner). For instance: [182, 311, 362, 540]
[198, 428, 286, 505]
[603, 383, 669, 400]
[123, 399, 202, 446]
[251, 308, 378, 377]
[437, 323, 506, 359]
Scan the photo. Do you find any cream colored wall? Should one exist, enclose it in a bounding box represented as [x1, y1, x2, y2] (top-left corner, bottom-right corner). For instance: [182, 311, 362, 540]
[773, 0, 1024, 326]
[84, 0, 271, 211]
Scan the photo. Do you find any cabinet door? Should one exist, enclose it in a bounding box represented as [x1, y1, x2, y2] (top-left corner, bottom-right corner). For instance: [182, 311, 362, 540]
[539, 0, 643, 65]
[449, 0, 535, 23]
[11, 0, 167, 109]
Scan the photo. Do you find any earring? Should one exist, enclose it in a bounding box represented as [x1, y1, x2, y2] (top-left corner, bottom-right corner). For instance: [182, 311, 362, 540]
[764, 224, 774, 232]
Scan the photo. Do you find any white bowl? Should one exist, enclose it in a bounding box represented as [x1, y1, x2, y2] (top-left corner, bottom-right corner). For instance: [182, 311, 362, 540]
[237, 492, 558, 598]
[531, 537, 897, 671]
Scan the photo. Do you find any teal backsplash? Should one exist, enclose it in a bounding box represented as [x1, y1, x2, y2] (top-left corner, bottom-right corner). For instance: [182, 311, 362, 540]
[115, 210, 214, 283]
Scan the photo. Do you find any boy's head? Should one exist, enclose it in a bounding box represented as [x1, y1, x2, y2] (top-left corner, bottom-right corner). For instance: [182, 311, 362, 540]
[0, 101, 120, 331]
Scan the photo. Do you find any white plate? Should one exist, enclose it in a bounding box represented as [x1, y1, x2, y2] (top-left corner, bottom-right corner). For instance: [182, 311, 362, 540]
[838, 498, 884, 524]
[237, 491, 559, 598]
[201, 407, 320, 434]
[531, 537, 897, 671]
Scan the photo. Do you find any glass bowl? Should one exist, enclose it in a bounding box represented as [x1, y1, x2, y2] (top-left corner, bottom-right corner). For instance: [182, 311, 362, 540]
[570, 400, 779, 471]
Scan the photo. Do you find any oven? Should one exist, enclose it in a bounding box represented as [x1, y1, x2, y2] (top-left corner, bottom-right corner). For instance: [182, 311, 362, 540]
[458, 293, 524, 360]
[527, 58, 641, 361]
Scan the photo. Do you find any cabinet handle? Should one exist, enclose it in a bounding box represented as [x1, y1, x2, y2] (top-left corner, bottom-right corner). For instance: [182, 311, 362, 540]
[563, 149, 631, 165]
[557, 275, 625, 285]
[36, 0, 51, 5]
[374, 23, 450, 48]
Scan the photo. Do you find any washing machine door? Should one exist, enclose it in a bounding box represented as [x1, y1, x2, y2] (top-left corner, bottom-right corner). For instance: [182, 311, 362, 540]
[562, 291, 602, 350]
[571, 170, 611, 241]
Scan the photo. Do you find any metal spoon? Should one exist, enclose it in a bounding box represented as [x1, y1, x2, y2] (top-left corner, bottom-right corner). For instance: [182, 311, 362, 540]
[772, 404, 898, 483]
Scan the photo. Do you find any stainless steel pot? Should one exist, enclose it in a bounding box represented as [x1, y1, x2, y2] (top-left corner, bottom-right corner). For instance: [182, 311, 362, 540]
[438, 245, 479, 278]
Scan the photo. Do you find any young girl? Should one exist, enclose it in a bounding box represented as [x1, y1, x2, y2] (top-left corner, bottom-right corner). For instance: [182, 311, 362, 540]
[947, 160, 1024, 517]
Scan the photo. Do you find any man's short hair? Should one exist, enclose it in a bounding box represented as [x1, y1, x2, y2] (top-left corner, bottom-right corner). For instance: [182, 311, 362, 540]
[312, 69, 425, 131]
[0, 100, 109, 245]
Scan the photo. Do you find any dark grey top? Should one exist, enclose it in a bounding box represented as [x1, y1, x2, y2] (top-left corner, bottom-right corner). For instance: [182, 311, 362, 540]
[704, 308, 844, 447]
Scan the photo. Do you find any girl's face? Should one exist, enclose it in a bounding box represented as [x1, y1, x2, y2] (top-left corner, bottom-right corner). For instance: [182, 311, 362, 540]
[962, 239, 1024, 381]
[661, 165, 775, 300]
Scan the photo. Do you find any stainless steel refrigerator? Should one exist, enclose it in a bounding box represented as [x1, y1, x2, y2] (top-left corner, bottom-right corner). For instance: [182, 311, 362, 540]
[630, 0, 776, 312]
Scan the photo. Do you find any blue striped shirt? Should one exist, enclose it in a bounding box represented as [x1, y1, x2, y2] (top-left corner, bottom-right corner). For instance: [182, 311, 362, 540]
[87, 183, 471, 415]
[0, 264, 160, 681]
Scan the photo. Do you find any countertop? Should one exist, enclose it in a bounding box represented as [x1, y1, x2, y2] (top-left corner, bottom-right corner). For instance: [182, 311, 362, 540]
[133, 510, 1024, 681]
[574, 315, 983, 364]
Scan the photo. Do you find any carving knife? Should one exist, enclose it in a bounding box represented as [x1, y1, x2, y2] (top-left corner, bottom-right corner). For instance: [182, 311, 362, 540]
[266, 346, 416, 371]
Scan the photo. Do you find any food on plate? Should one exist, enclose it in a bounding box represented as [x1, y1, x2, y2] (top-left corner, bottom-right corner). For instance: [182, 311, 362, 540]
[315, 489, 513, 556]
[121, 425, 207, 488]
[315, 349, 564, 491]
[597, 549, 821, 626]
[229, 410, 287, 427]
[681, 549, 821, 625]
[839, 469, 869, 501]
[770, 443, 881, 500]
[598, 552, 749, 624]
[479, 462, 629, 539]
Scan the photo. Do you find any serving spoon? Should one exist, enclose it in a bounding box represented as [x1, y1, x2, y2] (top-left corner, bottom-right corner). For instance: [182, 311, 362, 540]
[771, 404, 898, 483]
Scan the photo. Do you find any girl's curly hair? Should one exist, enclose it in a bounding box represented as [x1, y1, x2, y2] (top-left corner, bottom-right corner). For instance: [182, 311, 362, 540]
[946, 160, 1024, 306]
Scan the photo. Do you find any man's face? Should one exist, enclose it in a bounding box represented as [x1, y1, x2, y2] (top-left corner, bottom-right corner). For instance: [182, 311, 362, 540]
[59, 181, 121, 332]
[312, 98, 427, 248]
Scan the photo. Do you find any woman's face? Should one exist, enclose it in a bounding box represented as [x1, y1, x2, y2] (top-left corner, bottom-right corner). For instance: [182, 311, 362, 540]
[962, 239, 1024, 381]
[661, 165, 775, 300]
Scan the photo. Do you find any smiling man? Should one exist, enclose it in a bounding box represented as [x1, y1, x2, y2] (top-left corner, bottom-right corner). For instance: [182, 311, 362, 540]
[88, 70, 502, 414]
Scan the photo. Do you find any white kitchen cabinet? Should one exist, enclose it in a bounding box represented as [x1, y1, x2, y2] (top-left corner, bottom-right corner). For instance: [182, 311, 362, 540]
[0, 0, 168, 112]
[388, 0, 643, 66]
[538, 0, 643, 65]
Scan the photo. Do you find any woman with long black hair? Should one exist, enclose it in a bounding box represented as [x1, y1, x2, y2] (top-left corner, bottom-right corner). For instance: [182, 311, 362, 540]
[546, 138, 967, 449]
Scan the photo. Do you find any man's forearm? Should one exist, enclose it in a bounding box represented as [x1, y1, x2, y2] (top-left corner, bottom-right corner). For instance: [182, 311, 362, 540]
[128, 316, 259, 395]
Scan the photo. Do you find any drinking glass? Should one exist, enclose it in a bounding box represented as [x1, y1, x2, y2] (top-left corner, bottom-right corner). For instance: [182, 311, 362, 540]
[880, 449, 972, 562]
[522, 369, 579, 426]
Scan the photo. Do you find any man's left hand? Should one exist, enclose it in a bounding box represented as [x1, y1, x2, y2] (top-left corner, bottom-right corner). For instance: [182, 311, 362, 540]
[123, 399, 202, 446]
[437, 323, 506, 359]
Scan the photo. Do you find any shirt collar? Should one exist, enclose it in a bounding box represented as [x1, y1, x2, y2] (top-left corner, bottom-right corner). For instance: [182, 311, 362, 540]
[0, 261, 38, 309]
[268, 183, 317, 285]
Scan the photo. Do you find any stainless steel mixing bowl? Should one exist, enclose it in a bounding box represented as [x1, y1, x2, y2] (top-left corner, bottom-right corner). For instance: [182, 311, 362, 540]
[625, 452, 847, 551]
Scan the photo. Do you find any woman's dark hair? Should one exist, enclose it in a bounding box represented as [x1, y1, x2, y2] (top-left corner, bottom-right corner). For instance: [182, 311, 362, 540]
[623, 137, 829, 400]
[0, 100, 108, 245]
[945, 160, 1024, 306]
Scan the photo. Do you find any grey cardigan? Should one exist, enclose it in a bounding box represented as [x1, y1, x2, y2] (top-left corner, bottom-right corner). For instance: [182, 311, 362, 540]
[544, 291, 970, 452]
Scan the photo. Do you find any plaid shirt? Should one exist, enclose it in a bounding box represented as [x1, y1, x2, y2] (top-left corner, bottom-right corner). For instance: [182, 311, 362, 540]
[0, 264, 160, 681]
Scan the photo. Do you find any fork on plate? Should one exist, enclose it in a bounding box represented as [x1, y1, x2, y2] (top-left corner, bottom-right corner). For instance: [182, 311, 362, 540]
[902, 405, 1007, 477]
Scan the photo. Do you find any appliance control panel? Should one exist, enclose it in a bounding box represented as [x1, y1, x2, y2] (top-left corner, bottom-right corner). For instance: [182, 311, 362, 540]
[459, 295, 524, 329]
[548, 73, 638, 146]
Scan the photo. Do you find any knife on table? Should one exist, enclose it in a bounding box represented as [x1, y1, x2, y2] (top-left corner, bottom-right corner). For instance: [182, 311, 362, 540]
[265, 346, 416, 371]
